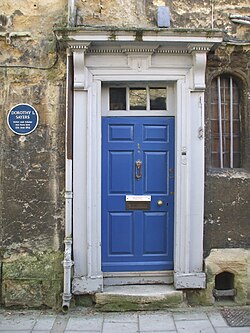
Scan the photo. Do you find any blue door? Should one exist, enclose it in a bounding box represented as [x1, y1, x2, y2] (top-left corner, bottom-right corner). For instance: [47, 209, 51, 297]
[102, 117, 175, 272]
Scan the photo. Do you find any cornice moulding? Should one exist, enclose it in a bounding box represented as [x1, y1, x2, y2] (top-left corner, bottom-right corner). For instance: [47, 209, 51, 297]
[57, 27, 223, 52]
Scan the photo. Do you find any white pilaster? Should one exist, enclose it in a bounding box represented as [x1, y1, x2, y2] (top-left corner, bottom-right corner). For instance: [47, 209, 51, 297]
[174, 48, 208, 289]
[72, 47, 103, 294]
[72, 51, 88, 279]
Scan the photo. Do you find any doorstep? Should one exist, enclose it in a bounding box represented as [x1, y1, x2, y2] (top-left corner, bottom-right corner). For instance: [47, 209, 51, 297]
[93, 284, 184, 311]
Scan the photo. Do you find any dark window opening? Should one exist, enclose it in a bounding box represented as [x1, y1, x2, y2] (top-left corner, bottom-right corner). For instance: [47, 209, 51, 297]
[109, 88, 126, 110]
[150, 88, 167, 110]
[213, 271, 235, 301]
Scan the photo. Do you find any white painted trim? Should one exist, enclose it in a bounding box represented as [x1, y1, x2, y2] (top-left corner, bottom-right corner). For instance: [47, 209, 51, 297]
[69, 37, 220, 293]
[101, 83, 175, 117]
[174, 272, 206, 289]
[104, 271, 174, 286]
[63, 29, 223, 45]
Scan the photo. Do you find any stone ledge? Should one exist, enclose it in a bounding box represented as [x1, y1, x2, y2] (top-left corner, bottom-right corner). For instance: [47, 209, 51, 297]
[94, 285, 184, 311]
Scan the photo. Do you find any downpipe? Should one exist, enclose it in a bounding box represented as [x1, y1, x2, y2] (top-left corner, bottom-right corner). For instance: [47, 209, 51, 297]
[62, 50, 74, 313]
[62, 188, 73, 313]
[68, 0, 76, 26]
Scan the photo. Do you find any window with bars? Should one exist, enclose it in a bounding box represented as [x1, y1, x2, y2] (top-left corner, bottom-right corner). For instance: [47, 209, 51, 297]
[209, 75, 241, 168]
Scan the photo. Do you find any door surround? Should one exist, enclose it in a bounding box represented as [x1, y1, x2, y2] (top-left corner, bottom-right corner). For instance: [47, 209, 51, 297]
[63, 28, 223, 294]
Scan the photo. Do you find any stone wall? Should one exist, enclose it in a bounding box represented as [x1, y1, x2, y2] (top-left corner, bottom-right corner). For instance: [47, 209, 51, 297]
[0, 0, 67, 308]
[204, 41, 250, 256]
[75, 0, 250, 35]
[187, 249, 250, 306]
[204, 171, 250, 256]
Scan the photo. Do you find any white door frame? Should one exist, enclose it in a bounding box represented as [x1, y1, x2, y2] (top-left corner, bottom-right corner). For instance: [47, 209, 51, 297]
[64, 29, 223, 294]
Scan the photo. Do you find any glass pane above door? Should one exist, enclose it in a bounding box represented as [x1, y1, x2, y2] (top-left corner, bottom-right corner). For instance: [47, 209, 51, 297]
[150, 88, 167, 110]
[129, 88, 147, 110]
[108, 85, 170, 113]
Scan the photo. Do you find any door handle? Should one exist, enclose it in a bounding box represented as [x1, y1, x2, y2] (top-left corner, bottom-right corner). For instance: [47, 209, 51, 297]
[135, 160, 142, 180]
[157, 200, 163, 206]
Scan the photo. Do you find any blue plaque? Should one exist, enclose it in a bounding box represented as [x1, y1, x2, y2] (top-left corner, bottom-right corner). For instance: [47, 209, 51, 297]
[7, 104, 39, 135]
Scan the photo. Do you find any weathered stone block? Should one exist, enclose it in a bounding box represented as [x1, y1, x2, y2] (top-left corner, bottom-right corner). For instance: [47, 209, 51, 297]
[41, 279, 63, 309]
[1, 251, 64, 308]
[3, 251, 63, 280]
[3, 278, 63, 308]
[204, 172, 250, 256]
[3, 279, 44, 308]
[74, 295, 94, 307]
[94, 285, 183, 312]
[187, 249, 250, 306]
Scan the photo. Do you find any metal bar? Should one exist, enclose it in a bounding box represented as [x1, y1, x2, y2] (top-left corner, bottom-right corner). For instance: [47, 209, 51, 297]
[217, 76, 223, 168]
[230, 76, 233, 168]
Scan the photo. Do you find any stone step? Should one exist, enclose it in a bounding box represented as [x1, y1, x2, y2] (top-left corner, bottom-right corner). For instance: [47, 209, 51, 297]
[94, 284, 184, 311]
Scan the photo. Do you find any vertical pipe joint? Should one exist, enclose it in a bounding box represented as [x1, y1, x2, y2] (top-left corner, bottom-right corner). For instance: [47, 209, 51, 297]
[62, 237, 74, 311]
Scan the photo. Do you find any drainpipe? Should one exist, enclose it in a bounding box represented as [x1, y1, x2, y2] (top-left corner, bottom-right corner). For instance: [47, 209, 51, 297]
[229, 14, 250, 25]
[68, 0, 76, 27]
[62, 50, 74, 313]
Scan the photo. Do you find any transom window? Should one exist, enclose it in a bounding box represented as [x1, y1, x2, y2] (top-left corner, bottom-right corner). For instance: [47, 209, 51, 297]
[209, 75, 241, 168]
[109, 86, 167, 111]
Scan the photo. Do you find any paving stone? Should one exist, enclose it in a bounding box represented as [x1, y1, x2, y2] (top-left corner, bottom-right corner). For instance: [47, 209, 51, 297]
[173, 312, 208, 321]
[208, 312, 228, 327]
[139, 313, 175, 331]
[141, 331, 177, 333]
[65, 331, 100, 333]
[0, 331, 31, 333]
[51, 315, 69, 332]
[32, 315, 56, 330]
[104, 312, 138, 323]
[102, 322, 138, 333]
[65, 317, 103, 331]
[175, 319, 216, 333]
[215, 328, 250, 333]
[0, 315, 36, 331]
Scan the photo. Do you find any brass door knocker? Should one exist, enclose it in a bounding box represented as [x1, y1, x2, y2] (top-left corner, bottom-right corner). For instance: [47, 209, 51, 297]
[135, 160, 142, 180]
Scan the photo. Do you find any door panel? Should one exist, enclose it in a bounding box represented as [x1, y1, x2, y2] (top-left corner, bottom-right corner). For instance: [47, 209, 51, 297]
[109, 212, 134, 255]
[143, 212, 168, 254]
[102, 117, 174, 272]
[109, 124, 134, 141]
[109, 151, 134, 193]
[144, 152, 169, 194]
[143, 125, 169, 142]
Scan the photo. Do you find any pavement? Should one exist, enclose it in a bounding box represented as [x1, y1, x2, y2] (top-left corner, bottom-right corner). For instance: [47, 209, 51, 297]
[0, 307, 250, 333]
